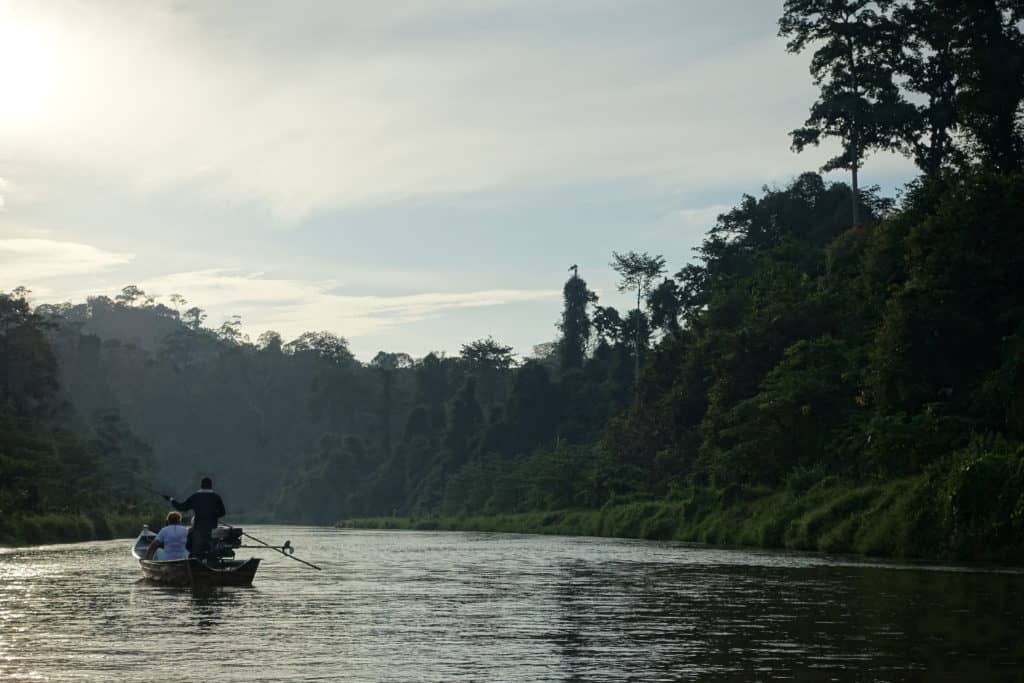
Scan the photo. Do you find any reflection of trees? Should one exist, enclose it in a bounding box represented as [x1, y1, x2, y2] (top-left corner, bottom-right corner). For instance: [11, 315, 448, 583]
[543, 557, 1024, 679]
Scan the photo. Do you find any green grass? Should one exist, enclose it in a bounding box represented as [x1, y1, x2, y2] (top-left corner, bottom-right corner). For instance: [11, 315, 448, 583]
[339, 473, 1018, 563]
[0, 511, 160, 547]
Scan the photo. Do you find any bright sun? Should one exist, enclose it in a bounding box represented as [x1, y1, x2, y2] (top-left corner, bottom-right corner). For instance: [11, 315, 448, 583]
[0, 13, 62, 124]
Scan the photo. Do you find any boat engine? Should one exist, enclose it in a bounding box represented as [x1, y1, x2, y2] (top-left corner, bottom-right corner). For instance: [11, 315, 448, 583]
[210, 526, 244, 560]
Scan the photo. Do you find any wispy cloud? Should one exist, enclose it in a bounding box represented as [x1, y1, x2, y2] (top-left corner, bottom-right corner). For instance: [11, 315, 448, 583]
[139, 269, 558, 344]
[676, 204, 730, 233]
[0, 1, 859, 222]
[0, 237, 133, 287]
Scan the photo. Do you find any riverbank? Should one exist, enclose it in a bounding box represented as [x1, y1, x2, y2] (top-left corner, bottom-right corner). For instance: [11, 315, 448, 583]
[339, 469, 1024, 564]
[0, 512, 159, 547]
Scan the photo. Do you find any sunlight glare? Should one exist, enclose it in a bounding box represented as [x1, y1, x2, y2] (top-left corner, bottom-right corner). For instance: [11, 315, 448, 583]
[0, 15, 62, 124]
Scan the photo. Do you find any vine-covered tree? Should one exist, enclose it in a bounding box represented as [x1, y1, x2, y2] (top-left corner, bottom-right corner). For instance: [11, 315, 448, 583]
[557, 269, 596, 372]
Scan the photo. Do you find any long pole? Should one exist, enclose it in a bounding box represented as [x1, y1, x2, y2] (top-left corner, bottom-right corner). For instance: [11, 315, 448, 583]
[145, 487, 322, 570]
[220, 523, 323, 571]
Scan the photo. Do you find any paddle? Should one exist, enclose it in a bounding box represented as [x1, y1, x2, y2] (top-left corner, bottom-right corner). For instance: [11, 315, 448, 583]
[219, 523, 323, 571]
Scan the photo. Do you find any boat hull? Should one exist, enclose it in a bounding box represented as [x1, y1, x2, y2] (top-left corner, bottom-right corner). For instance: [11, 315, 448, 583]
[132, 526, 260, 587]
[137, 557, 261, 587]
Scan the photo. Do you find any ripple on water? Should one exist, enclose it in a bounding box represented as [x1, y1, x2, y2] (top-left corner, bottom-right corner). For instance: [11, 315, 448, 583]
[1, 527, 1024, 681]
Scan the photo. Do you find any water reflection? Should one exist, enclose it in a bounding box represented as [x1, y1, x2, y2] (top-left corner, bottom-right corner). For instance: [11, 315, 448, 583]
[2, 528, 1024, 681]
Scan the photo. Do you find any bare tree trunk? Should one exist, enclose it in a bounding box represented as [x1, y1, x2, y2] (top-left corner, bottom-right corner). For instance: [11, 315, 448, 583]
[635, 288, 641, 385]
[851, 161, 860, 227]
[850, 40, 861, 228]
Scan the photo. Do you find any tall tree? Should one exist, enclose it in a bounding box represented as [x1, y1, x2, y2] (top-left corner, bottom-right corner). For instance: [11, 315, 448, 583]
[459, 337, 515, 370]
[182, 306, 207, 331]
[779, 0, 910, 226]
[892, 0, 961, 174]
[115, 285, 147, 307]
[460, 337, 514, 408]
[372, 351, 413, 457]
[610, 251, 666, 382]
[285, 331, 354, 366]
[647, 278, 683, 336]
[557, 268, 596, 372]
[442, 378, 483, 468]
[949, 1, 1024, 172]
[217, 315, 245, 345]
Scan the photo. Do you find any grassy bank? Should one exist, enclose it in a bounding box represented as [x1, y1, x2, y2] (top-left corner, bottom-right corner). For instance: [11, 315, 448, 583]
[339, 467, 1024, 564]
[0, 511, 161, 547]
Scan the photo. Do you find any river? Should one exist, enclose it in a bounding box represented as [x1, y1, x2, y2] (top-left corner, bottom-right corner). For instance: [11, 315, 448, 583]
[1, 526, 1023, 681]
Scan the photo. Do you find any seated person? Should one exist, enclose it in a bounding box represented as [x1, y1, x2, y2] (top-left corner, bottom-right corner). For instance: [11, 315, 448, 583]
[145, 511, 189, 561]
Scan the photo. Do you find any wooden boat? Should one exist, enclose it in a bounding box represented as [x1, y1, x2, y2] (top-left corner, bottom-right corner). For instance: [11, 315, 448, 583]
[132, 526, 261, 587]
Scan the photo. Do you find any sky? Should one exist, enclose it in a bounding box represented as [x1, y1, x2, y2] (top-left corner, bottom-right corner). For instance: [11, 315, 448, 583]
[0, 0, 918, 360]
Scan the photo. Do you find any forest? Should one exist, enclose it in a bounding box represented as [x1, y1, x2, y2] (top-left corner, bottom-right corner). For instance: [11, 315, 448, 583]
[2, 0, 1023, 560]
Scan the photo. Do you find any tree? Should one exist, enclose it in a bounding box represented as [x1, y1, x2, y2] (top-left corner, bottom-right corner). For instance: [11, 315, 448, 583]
[182, 306, 207, 331]
[779, 0, 911, 226]
[947, 1, 1024, 172]
[217, 315, 245, 345]
[285, 331, 354, 366]
[168, 293, 188, 310]
[610, 251, 666, 382]
[257, 330, 283, 353]
[115, 285, 147, 307]
[459, 337, 515, 371]
[460, 337, 515, 408]
[648, 278, 682, 336]
[442, 378, 483, 468]
[891, 0, 961, 175]
[557, 269, 596, 372]
[372, 351, 414, 456]
[592, 305, 624, 347]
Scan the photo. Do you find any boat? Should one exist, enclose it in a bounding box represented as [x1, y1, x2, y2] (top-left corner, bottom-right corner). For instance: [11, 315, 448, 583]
[131, 525, 261, 587]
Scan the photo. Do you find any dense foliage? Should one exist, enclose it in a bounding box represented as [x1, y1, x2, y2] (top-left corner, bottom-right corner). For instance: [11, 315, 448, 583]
[3, 1, 1023, 558]
[0, 293, 156, 543]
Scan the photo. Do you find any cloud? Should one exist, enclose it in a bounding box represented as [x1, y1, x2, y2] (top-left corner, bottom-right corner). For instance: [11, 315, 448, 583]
[0, 237, 133, 287]
[0, 1, 877, 222]
[139, 269, 558, 344]
[676, 204, 731, 233]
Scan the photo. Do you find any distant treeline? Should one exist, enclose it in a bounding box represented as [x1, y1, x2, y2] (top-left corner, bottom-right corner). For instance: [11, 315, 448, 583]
[3, 1, 1024, 557]
[0, 293, 157, 544]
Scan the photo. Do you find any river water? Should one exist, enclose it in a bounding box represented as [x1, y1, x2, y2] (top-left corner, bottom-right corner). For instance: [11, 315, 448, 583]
[1, 527, 1023, 681]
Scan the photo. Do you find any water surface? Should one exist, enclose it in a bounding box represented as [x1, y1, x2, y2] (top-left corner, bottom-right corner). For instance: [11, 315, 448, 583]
[2, 527, 1023, 681]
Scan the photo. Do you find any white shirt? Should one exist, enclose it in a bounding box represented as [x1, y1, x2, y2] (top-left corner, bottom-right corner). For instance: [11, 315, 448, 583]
[155, 524, 189, 560]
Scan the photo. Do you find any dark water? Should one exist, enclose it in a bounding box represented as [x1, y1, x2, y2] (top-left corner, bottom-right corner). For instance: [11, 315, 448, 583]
[2, 527, 1024, 681]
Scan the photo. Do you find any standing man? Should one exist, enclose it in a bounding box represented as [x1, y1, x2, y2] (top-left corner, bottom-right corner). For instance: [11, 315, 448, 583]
[167, 477, 226, 562]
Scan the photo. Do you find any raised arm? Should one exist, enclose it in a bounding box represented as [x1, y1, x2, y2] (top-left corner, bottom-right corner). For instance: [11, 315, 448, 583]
[170, 494, 196, 512]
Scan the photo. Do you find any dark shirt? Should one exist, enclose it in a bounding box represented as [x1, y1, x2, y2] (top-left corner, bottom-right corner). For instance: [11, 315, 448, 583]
[171, 489, 226, 530]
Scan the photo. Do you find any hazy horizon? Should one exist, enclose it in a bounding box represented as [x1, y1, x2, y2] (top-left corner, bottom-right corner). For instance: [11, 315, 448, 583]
[0, 1, 916, 360]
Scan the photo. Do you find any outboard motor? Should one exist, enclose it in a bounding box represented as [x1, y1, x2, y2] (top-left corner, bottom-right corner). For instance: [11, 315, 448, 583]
[210, 526, 244, 560]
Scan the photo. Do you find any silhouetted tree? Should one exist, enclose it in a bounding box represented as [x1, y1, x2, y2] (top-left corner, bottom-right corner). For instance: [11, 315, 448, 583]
[257, 330, 283, 353]
[610, 251, 666, 382]
[182, 306, 207, 331]
[115, 285, 147, 307]
[557, 270, 596, 372]
[780, 0, 911, 226]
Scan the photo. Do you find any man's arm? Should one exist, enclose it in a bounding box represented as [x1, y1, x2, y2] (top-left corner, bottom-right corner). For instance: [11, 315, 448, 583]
[215, 494, 226, 519]
[170, 494, 196, 512]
